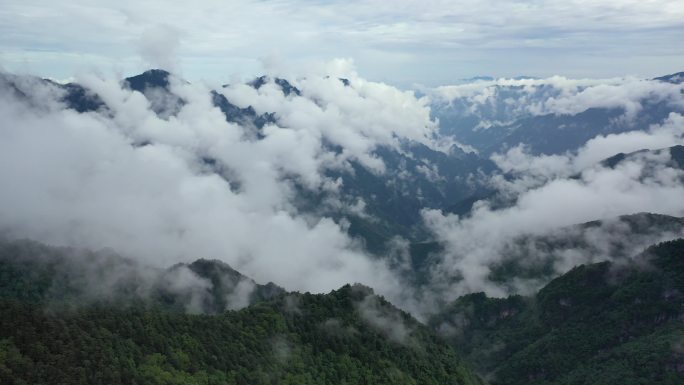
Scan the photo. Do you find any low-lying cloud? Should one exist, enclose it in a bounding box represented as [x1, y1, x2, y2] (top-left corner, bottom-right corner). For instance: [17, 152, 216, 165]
[431, 76, 684, 124]
[422, 115, 684, 302]
[2, 65, 684, 319]
[0, 64, 437, 303]
[489, 112, 684, 193]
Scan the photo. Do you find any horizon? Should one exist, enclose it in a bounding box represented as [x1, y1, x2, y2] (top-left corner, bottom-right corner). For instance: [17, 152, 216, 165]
[7, 66, 684, 92]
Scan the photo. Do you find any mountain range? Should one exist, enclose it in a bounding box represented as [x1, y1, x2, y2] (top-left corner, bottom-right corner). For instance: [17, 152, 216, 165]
[0, 238, 482, 385]
[429, 239, 684, 384]
[1, 68, 684, 384]
[1, 235, 682, 384]
[430, 72, 684, 156]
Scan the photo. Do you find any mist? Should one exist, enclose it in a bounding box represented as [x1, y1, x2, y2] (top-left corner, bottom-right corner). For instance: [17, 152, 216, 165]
[0, 64, 433, 303]
[1, 64, 684, 318]
[422, 117, 684, 302]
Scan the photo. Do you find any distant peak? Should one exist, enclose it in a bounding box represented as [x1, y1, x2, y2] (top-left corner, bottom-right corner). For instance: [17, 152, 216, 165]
[143, 68, 170, 75]
[462, 76, 494, 82]
[128, 68, 171, 80]
[653, 71, 684, 84]
[124, 69, 172, 92]
[249, 75, 301, 96]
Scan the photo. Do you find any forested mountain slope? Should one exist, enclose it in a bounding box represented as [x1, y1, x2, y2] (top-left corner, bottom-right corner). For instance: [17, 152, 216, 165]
[0, 239, 482, 385]
[429, 239, 684, 385]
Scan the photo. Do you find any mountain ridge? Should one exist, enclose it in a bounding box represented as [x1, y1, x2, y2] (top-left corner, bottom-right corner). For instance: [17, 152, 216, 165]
[0, 237, 483, 385]
[429, 238, 684, 384]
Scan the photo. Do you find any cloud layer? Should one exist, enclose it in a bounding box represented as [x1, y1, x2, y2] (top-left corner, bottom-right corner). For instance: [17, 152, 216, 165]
[1, 1, 683, 85]
[0, 65, 440, 305]
[2, 65, 684, 319]
[422, 114, 684, 302]
[431, 76, 684, 122]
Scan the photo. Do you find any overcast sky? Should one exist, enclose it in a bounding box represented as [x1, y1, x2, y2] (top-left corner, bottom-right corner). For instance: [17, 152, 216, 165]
[2, 0, 684, 86]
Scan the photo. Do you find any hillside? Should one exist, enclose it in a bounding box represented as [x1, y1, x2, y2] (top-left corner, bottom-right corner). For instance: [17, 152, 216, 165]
[429, 239, 684, 385]
[409, 212, 684, 289]
[0, 239, 482, 385]
[431, 73, 684, 156]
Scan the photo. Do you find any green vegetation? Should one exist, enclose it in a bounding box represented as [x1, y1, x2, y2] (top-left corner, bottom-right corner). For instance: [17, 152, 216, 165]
[3, 236, 683, 385]
[0, 239, 482, 385]
[430, 239, 684, 385]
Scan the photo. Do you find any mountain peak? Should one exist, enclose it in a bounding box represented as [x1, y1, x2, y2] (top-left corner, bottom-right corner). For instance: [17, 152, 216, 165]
[124, 69, 172, 91]
[249, 75, 301, 96]
[653, 71, 684, 84]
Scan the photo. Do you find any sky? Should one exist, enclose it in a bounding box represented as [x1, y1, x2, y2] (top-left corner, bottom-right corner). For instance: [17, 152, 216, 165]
[1, 0, 684, 86]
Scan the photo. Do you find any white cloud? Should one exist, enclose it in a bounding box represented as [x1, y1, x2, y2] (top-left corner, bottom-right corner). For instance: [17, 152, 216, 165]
[218, 62, 440, 173]
[1, 1, 683, 84]
[2, 63, 684, 320]
[491, 112, 684, 182]
[357, 293, 412, 344]
[0, 65, 434, 305]
[137, 24, 181, 72]
[422, 116, 684, 302]
[431, 76, 684, 122]
[535, 80, 684, 118]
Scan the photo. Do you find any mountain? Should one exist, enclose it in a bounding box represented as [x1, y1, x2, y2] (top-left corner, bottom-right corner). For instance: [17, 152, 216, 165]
[125, 69, 278, 133]
[2, 69, 497, 250]
[59, 82, 106, 112]
[249, 75, 302, 96]
[320, 142, 496, 246]
[122, 69, 184, 118]
[0, 239, 483, 385]
[124, 68, 173, 90]
[408, 213, 684, 290]
[431, 72, 684, 156]
[429, 239, 684, 385]
[602, 144, 684, 171]
[655, 71, 684, 84]
[484, 101, 679, 156]
[183, 259, 285, 311]
[0, 239, 283, 313]
[2, 67, 684, 384]
[448, 144, 684, 218]
[3, 235, 681, 385]
[123, 70, 496, 243]
[485, 213, 684, 286]
[0, 72, 104, 113]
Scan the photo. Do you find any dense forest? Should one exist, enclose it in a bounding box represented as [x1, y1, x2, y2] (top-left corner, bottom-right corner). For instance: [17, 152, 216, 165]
[429, 239, 684, 385]
[1, 237, 683, 384]
[0, 239, 482, 385]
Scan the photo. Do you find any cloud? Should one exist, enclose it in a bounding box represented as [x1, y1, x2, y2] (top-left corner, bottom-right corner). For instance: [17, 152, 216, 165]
[432, 76, 625, 101]
[2, 1, 684, 85]
[421, 116, 684, 302]
[217, 62, 440, 174]
[532, 80, 684, 119]
[157, 265, 213, 313]
[356, 293, 412, 344]
[137, 24, 181, 72]
[2, 63, 684, 320]
[0, 65, 436, 306]
[224, 278, 256, 311]
[490, 112, 684, 190]
[431, 76, 684, 124]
